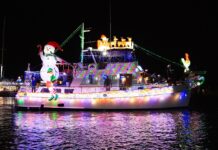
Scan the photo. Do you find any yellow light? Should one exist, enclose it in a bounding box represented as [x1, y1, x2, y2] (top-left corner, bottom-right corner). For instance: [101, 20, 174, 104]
[130, 98, 135, 104]
[92, 99, 97, 105]
[173, 93, 180, 101]
[144, 97, 149, 102]
[18, 92, 25, 97]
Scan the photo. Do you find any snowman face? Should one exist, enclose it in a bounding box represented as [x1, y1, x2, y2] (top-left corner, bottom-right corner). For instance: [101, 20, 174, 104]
[44, 44, 55, 55]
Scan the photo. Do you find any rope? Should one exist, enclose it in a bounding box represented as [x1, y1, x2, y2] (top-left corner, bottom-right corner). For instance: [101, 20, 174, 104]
[134, 44, 184, 68]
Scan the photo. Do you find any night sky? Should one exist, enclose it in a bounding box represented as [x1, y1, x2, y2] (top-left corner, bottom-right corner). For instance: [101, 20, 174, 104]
[0, 0, 217, 87]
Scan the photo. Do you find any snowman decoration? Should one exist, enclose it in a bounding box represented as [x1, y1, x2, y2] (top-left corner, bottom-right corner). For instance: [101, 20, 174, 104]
[37, 41, 64, 101]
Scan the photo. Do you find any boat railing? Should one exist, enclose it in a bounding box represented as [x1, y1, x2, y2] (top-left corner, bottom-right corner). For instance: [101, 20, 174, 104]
[17, 81, 173, 95]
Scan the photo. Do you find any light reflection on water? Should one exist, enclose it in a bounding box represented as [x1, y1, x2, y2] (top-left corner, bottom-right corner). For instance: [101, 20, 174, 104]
[0, 97, 211, 149]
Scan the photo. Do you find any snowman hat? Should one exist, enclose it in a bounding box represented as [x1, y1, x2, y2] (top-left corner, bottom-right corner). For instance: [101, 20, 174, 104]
[46, 41, 63, 51]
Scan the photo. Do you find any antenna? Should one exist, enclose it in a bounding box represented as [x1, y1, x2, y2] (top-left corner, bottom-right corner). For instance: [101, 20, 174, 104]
[109, 0, 112, 41]
[1, 16, 6, 79]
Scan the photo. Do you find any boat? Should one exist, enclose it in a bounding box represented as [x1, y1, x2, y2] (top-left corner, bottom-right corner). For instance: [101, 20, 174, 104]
[15, 23, 205, 110]
[0, 79, 20, 97]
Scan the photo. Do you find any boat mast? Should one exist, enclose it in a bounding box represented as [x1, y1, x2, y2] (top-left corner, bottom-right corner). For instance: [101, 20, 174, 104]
[80, 23, 84, 63]
[80, 22, 90, 64]
[1, 16, 6, 79]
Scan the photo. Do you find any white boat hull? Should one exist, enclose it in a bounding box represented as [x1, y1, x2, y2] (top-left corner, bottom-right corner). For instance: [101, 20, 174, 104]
[15, 84, 191, 110]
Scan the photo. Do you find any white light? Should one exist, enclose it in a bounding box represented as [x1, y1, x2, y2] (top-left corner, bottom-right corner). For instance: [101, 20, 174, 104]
[86, 79, 90, 84]
[137, 65, 143, 71]
[103, 51, 107, 56]
[88, 47, 92, 50]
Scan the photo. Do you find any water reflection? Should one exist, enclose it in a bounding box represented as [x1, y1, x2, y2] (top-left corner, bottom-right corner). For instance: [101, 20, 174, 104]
[10, 110, 207, 149]
[0, 97, 210, 149]
[0, 97, 15, 105]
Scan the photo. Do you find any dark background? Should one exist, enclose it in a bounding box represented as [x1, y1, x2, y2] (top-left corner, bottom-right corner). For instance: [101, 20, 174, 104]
[0, 0, 217, 89]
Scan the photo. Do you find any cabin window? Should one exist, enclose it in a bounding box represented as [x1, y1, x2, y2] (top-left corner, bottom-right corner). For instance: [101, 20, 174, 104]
[64, 89, 74, 94]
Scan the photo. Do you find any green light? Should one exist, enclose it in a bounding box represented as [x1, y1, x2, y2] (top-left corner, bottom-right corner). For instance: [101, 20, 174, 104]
[17, 99, 24, 105]
[51, 112, 58, 120]
[197, 76, 205, 86]
[18, 111, 23, 118]
[52, 100, 58, 106]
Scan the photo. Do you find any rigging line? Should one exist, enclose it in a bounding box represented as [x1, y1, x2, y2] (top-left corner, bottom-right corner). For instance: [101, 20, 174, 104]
[139, 51, 170, 64]
[140, 49, 172, 64]
[142, 51, 177, 68]
[134, 44, 184, 68]
[85, 41, 96, 44]
[54, 54, 73, 67]
[135, 44, 183, 68]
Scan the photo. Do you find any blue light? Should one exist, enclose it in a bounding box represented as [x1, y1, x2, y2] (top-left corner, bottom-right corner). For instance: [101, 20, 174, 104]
[180, 90, 187, 101]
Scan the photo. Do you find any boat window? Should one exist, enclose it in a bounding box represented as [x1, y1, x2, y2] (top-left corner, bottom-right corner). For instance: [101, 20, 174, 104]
[64, 89, 74, 94]
[54, 88, 62, 93]
[41, 88, 49, 93]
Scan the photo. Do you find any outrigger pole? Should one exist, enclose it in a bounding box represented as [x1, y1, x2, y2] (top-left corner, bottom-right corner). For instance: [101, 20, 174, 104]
[60, 24, 82, 48]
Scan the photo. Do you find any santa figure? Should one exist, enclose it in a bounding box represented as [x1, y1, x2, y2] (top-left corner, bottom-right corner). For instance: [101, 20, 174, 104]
[37, 41, 64, 101]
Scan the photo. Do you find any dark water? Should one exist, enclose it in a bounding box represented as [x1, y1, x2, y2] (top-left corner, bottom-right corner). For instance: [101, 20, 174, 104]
[0, 97, 218, 150]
